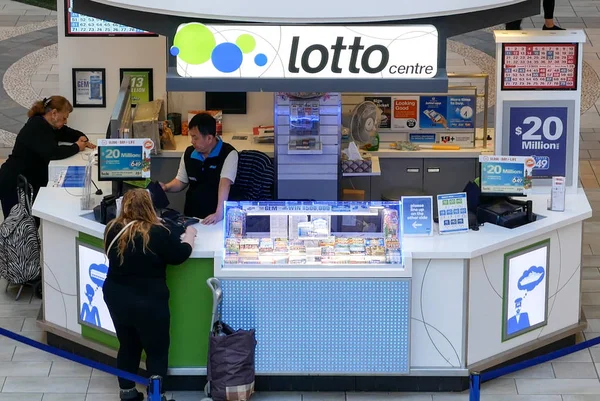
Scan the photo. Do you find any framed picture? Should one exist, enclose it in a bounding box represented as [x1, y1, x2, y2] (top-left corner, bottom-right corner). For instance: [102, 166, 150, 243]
[119, 68, 154, 106]
[72, 68, 106, 108]
[502, 239, 550, 342]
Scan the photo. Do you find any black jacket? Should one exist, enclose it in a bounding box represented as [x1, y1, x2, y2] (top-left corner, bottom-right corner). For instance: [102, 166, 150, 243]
[0, 115, 85, 196]
[104, 223, 193, 300]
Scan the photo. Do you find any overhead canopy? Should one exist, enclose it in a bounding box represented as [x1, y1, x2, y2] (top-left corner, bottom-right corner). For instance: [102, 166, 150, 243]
[88, 0, 528, 23]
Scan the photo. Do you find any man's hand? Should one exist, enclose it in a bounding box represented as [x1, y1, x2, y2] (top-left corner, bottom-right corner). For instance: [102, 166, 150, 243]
[202, 209, 224, 225]
[160, 182, 168, 192]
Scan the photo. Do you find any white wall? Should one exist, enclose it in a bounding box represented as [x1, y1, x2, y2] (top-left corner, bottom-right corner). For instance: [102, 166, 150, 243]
[57, 0, 167, 135]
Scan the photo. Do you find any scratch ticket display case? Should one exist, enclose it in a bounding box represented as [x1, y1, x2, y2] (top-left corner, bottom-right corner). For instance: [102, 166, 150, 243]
[214, 200, 413, 375]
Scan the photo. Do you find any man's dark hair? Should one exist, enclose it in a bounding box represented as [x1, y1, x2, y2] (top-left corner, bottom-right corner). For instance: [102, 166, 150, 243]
[188, 113, 216, 137]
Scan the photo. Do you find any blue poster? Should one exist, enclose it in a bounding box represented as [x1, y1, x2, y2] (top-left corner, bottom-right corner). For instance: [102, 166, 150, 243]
[419, 96, 448, 129]
[447, 96, 475, 129]
[509, 106, 568, 178]
[409, 133, 436, 144]
[401, 196, 433, 236]
[481, 161, 525, 194]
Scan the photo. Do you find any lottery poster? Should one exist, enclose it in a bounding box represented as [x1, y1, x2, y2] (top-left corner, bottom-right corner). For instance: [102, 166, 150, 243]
[502, 43, 578, 90]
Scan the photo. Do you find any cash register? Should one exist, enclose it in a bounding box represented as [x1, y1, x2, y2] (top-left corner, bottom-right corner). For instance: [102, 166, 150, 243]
[465, 160, 537, 229]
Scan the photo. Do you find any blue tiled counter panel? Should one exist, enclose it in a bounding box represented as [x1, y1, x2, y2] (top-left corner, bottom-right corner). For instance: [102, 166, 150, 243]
[220, 279, 411, 374]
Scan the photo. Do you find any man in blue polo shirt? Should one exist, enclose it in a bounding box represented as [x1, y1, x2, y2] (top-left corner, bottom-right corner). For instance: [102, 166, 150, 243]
[160, 113, 238, 224]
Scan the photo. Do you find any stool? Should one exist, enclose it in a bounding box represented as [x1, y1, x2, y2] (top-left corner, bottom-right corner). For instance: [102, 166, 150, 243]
[381, 188, 426, 201]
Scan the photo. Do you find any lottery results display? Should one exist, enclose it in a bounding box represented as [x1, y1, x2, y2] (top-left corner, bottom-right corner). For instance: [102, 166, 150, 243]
[65, 0, 154, 36]
[501, 43, 578, 90]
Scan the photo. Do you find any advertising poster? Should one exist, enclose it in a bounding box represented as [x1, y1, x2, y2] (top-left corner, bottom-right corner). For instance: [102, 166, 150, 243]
[73, 69, 105, 107]
[503, 240, 550, 341]
[392, 96, 419, 129]
[78, 243, 115, 335]
[436, 192, 469, 235]
[97, 138, 154, 180]
[447, 96, 475, 129]
[479, 155, 535, 194]
[401, 196, 433, 236]
[120, 69, 153, 106]
[419, 96, 448, 129]
[508, 105, 568, 178]
[365, 96, 391, 129]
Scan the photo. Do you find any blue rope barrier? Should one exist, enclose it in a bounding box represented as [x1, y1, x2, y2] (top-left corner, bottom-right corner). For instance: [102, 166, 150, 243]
[469, 333, 600, 401]
[0, 326, 161, 394]
[481, 334, 600, 382]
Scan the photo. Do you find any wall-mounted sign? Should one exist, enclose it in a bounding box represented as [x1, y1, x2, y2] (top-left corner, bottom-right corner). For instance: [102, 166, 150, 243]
[419, 95, 475, 129]
[170, 23, 438, 79]
[502, 239, 550, 341]
[72, 68, 106, 108]
[479, 155, 535, 194]
[508, 105, 569, 179]
[119, 68, 154, 106]
[392, 96, 419, 130]
[501, 43, 577, 91]
[97, 0, 527, 23]
[77, 241, 115, 336]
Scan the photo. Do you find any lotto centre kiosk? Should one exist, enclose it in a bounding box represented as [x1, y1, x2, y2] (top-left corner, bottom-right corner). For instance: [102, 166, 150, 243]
[32, 0, 591, 392]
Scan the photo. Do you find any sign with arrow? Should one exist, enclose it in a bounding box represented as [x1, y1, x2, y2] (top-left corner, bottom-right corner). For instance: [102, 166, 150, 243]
[508, 105, 569, 178]
[401, 196, 433, 236]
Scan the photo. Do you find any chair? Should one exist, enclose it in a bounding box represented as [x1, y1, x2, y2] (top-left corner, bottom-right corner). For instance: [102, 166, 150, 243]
[229, 150, 275, 201]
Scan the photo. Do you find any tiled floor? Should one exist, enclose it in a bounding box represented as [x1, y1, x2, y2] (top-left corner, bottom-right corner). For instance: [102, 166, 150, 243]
[3, 0, 600, 400]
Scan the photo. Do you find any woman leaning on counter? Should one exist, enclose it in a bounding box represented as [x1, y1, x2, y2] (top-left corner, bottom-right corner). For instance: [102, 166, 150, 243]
[0, 96, 95, 219]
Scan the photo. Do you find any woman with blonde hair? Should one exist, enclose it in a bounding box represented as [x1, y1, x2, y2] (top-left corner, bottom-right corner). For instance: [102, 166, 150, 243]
[0, 96, 95, 219]
[103, 189, 196, 401]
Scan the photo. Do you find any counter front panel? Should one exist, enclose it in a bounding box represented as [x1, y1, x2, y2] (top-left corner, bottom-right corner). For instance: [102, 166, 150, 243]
[221, 279, 411, 375]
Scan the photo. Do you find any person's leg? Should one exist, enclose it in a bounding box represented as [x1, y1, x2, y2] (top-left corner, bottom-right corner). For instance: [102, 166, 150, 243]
[506, 19, 522, 30]
[542, 0, 564, 29]
[138, 303, 171, 400]
[113, 321, 145, 400]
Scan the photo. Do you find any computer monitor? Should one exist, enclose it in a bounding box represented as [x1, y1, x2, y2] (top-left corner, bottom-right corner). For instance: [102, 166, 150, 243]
[97, 138, 154, 196]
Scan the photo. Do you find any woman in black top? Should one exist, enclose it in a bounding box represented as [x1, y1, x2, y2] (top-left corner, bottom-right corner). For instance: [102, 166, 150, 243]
[0, 96, 95, 218]
[104, 189, 196, 401]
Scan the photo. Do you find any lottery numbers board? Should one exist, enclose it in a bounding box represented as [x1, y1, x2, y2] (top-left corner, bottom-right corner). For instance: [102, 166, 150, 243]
[501, 43, 578, 91]
[65, 0, 155, 36]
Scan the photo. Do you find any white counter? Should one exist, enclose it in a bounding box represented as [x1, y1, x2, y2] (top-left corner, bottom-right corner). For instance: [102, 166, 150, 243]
[33, 180, 591, 263]
[32, 186, 223, 258]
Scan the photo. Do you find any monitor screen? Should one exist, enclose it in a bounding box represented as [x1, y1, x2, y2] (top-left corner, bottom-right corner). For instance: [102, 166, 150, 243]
[97, 138, 153, 181]
[65, 0, 155, 37]
[205, 92, 247, 114]
[77, 241, 116, 336]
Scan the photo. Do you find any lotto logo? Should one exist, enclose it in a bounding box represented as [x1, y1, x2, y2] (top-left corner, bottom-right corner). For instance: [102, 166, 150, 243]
[170, 23, 267, 74]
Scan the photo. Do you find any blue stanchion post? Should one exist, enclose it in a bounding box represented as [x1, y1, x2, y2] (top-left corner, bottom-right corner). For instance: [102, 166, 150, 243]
[148, 375, 162, 401]
[469, 372, 481, 401]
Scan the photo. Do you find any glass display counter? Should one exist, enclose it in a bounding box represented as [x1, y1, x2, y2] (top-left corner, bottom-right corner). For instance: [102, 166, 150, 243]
[217, 201, 410, 276]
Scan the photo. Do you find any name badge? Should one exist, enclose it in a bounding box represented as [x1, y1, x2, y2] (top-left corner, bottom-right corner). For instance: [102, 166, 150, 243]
[189, 177, 197, 182]
[209, 165, 217, 169]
